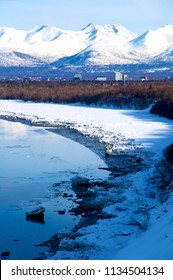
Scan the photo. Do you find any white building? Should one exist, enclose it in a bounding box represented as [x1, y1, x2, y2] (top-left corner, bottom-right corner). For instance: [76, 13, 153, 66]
[95, 77, 107, 81]
[115, 71, 123, 81]
[73, 74, 83, 81]
[123, 74, 128, 82]
[115, 72, 128, 82]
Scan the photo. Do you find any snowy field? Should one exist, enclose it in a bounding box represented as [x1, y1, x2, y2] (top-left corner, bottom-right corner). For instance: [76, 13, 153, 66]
[0, 99, 173, 260]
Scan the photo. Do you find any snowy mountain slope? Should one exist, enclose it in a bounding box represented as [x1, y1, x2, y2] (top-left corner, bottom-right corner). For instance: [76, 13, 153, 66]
[0, 25, 86, 64]
[131, 24, 173, 56]
[52, 23, 140, 67]
[24, 25, 63, 43]
[52, 43, 149, 69]
[0, 23, 138, 65]
[155, 45, 173, 63]
[52, 23, 173, 69]
[0, 26, 27, 44]
[0, 23, 173, 70]
[82, 23, 137, 43]
[0, 49, 44, 67]
[23, 25, 89, 63]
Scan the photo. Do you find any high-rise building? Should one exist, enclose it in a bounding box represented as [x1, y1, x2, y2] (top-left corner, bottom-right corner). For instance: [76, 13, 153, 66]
[115, 71, 123, 81]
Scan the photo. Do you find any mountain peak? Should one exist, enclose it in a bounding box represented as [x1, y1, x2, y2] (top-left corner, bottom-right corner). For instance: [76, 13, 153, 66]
[131, 24, 173, 55]
[0, 26, 17, 33]
[161, 23, 173, 29]
[82, 23, 101, 32]
[35, 24, 62, 33]
[0, 22, 173, 69]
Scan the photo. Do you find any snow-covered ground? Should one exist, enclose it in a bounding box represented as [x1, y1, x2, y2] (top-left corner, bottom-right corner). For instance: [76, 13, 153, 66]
[0, 99, 173, 260]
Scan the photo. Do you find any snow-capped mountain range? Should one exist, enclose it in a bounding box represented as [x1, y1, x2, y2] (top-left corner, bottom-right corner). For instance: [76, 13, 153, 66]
[0, 23, 173, 73]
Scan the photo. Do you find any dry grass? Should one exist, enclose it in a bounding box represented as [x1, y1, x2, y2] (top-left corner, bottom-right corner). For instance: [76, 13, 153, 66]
[0, 80, 173, 118]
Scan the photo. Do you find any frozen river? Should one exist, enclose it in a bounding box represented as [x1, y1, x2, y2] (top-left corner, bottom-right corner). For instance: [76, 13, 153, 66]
[0, 119, 108, 259]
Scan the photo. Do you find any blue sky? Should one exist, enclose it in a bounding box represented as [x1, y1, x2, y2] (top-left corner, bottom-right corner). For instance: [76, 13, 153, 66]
[0, 0, 173, 34]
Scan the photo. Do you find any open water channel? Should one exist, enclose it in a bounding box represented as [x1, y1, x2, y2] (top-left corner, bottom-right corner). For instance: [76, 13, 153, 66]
[0, 119, 108, 259]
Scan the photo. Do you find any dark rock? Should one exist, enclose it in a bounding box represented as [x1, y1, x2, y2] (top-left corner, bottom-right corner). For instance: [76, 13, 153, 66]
[63, 193, 73, 198]
[26, 207, 45, 223]
[71, 176, 105, 194]
[1, 251, 10, 257]
[58, 210, 66, 215]
[76, 190, 96, 199]
[164, 144, 173, 163]
[69, 201, 103, 216]
[72, 176, 92, 192]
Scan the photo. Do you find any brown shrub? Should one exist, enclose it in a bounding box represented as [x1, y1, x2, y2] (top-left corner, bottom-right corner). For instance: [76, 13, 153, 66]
[0, 81, 173, 116]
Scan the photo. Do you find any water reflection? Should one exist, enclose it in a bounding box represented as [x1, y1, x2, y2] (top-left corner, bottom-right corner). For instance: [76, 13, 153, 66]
[0, 120, 28, 140]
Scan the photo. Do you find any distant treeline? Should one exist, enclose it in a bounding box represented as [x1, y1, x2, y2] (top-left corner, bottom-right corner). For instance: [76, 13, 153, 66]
[0, 80, 173, 119]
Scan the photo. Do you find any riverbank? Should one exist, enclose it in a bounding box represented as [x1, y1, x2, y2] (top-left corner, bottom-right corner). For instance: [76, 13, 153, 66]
[1, 100, 173, 259]
[1, 115, 147, 259]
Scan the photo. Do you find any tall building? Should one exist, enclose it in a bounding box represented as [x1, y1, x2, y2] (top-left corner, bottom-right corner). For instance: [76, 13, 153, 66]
[123, 74, 128, 82]
[115, 71, 123, 81]
[115, 72, 128, 81]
